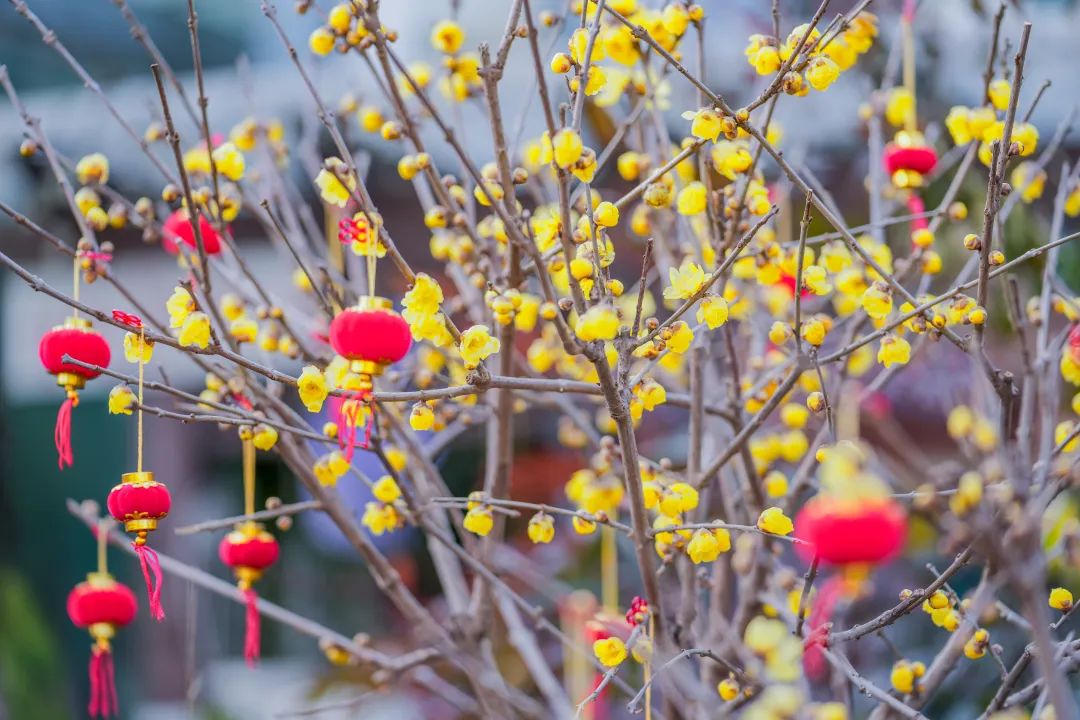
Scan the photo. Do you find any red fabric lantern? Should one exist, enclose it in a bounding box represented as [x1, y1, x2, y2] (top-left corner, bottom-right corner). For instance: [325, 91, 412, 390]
[1068, 324, 1080, 366]
[795, 497, 907, 567]
[161, 209, 223, 256]
[883, 131, 938, 190]
[68, 574, 137, 718]
[219, 522, 279, 666]
[327, 297, 411, 460]
[107, 472, 171, 621]
[329, 297, 412, 369]
[39, 317, 111, 469]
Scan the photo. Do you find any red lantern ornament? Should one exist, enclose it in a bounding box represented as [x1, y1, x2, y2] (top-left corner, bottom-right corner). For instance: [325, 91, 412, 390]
[219, 521, 279, 666]
[327, 297, 411, 460]
[883, 131, 938, 188]
[161, 208, 223, 256]
[68, 572, 137, 718]
[39, 316, 111, 469]
[795, 496, 907, 567]
[107, 472, 171, 621]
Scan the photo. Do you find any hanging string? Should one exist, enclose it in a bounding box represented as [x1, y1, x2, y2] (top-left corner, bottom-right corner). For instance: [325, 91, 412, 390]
[72, 252, 81, 319]
[901, 0, 917, 133]
[644, 613, 654, 720]
[137, 326, 145, 473]
[243, 435, 256, 517]
[601, 523, 618, 613]
[97, 518, 109, 576]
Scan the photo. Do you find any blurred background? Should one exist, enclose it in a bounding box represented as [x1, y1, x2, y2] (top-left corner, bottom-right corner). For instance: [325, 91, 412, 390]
[1, 0, 1079, 718]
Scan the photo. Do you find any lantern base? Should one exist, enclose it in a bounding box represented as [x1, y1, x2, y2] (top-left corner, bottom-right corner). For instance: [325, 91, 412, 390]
[56, 372, 87, 391]
[235, 566, 264, 590]
[88, 622, 116, 645]
[125, 518, 159, 535]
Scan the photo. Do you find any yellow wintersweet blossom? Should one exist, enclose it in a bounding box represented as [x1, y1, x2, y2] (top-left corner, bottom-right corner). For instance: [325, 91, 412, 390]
[877, 334, 911, 368]
[431, 19, 464, 54]
[315, 158, 356, 207]
[1049, 587, 1074, 611]
[402, 273, 444, 321]
[594, 201, 619, 227]
[372, 476, 401, 504]
[575, 304, 620, 342]
[527, 512, 555, 544]
[861, 284, 892, 319]
[178, 312, 211, 349]
[676, 181, 707, 215]
[665, 321, 694, 353]
[686, 107, 722, 142]
[687, 528, 731, 564]
[806, 56, 840, 91]
[551, 128, 584, 169]
[252, 424, 279, 451]
[362, 502, 401, 535]
[987, 78, 1011, 111]
[108, 385, 136, 415]
[75, 153, 109, 185]
[459, 324, 501, 367]
[711, 141, 753, 180]
[410, 402, 435, 431]
[211, 142, 245, 181]
[463, 506, 494, 536]
[696, 296, 729, 329]
[890, 660, 925, 694]
[297, 365, 329, 413]
[229, 316, 258, 344]
[309, 27, 335, 56]
[664, 262, 707, 301]
[123, 332, 154, 364]
[885, 87, 914, 127]
[166, 286, 195, 328]
[593, 637, 627, 667]
[757, 507, 794, 536]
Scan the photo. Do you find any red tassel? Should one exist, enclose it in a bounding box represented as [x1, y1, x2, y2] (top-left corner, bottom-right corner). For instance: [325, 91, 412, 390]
[133, 543, 165, 621]
[338, 391, 373, 463]
[906, 193, 929, 232]
[55, 396, 74, 470]
[243, 588, 261, 667]
[802, 575, 845, 680]
[88, 646, 118, 718]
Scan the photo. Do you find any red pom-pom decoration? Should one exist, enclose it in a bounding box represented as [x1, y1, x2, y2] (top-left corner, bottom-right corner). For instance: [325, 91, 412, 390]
[220, 522, 279, 667]
[883, 131, 938, 189]
[329, 297, 412, 370]
[795, 496, 907, 567]
[39, 317, 111, 469]
[68, 574, 137, 719]
[161, 209, 223, 256]
[108, 471, 171, 621]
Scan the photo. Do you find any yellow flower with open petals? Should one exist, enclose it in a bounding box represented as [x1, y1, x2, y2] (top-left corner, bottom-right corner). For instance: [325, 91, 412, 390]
[402, 273, 444, 321]
[664, 262, 707, 301]
[696, 296, 729, 329]
[315, 158, 356, 207]
[166, 286, 195, 328]
[552, 128, 583, 169]
[459, 324, 501, 368]
[431, 19, 464, 54]
[123, 332, 154, 364]
[527, 512, 555, 544]
[297, 365, 329, 413]
[463, 506, 494, 536]
[178, 312, 211, 349]
[686, 108, 721, 142]
[575, 305, 620, 342]
[372, 476, 402, 504]
[757, 506, 794, 536]
[593, 637, 627, 667]
[75, 153, 109, 185]
[877, 334, 911, 368]
[211, 142, 245, 181]
[108, 385, 136, 415]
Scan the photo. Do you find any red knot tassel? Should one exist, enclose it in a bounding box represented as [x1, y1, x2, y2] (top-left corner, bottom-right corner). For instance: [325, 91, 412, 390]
[55, 396, 75, 470]
[802, 575, 846, 681]
[338, 392, 373, 463]
[243, 588, 261, 667]
[906, 193, 929, 232]
[88, 645, 118, 718]
[133, 543, 165, 621]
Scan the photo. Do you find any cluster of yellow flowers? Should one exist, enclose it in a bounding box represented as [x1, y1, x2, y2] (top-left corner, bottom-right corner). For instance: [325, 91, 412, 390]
[745, 13, 878, 91]
[165, 286, 211, 349]
[362, 475, 406, 535]
[219, 293, 299, 358]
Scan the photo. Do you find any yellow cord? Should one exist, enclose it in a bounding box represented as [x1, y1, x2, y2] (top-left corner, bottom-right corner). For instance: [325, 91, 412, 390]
[366, 214, 379, 299]
[243, 436, 256, 517]
[137, 327, 145, 473]
[72, 253, 80, 319]
[644, 613, 654, 720]
[97, 518, 108, 575]
[901, 16, 917, 133]
[601, 524, 618, 613]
